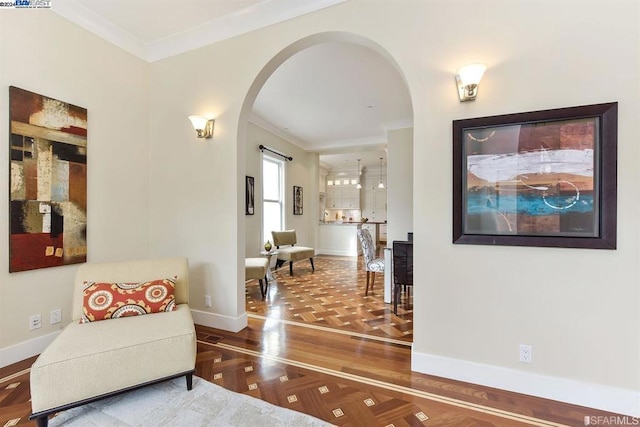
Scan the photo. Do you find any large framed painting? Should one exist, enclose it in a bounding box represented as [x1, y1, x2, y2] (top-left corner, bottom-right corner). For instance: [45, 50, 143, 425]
[293, 186, 303, 215]
[245, 175, 254, 215]
[9, 86, 88, 272]
[453, 102, 617, 249]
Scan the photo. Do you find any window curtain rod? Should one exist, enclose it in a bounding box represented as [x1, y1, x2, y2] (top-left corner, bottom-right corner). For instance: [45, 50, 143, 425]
[259, 144, 293, 161]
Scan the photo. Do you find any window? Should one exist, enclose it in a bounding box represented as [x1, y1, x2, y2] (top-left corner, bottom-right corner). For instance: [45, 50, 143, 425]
[263, 156, 284, 243]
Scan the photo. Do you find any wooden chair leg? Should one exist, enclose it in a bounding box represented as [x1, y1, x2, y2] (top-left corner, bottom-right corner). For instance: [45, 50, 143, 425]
[365, 271, 371, 295]
[186, 372, 193, 390]
[263, 275, 269, 300]
[310, 257, 315, 272]
[371, 272, 376, 293]
[394, 284, 400, 315]
[289, 261, 294, 276]
[258, 279, 265, 299]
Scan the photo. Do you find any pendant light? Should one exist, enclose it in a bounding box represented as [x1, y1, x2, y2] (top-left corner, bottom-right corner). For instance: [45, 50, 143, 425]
[356, 159, 362, 189]
[378, 157, 385, 189]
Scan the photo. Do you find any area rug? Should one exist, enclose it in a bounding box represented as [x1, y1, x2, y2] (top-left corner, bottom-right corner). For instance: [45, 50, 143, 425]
[50, 376, 334, 426]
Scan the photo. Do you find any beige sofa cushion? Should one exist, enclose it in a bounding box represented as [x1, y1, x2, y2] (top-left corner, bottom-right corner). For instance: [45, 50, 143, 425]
[272, 230, 297, 247]
[245, 258, 268, 280]
[276, 246, 314, 262]
[30, 304, 196, 413]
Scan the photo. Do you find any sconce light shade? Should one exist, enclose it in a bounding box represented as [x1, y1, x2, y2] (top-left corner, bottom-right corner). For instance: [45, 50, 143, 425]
[188, 115, 214, 138]
[456, 64, 487, 102]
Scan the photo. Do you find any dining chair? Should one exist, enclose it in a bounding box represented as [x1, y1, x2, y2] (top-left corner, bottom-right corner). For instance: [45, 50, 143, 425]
[392, 240, 413, 314]
[357, 229, 384, 295]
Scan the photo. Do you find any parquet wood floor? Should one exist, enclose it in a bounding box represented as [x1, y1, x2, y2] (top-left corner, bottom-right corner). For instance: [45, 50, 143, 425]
[0, 255, 629, 426]
[246, 255, 414, 342]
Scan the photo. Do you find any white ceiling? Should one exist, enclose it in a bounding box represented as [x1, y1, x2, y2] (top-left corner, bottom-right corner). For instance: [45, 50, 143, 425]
[52, 0, 413, 170]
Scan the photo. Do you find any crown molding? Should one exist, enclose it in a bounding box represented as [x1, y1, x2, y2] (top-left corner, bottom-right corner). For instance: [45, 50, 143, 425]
[306, 134, 387, 152]
[52, 0, 348, 63]
[52, 1, 147, 59]
[249, 113, 310, 150]
[381, 118, 414, 132]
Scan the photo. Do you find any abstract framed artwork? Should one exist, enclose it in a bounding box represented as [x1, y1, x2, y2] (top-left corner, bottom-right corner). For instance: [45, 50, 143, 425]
[246, 175, 254, 215]
[293, 186, 303, 215]
[9, 86, 88, 272]
[453, 102, 617, 249]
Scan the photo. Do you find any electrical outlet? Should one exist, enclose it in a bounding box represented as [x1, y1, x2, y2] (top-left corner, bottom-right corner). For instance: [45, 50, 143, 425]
[519, 344, 533, 363]
[50, 308, 62, 324]
[29, 314, 42, 330]
[204, 295, 212, 307]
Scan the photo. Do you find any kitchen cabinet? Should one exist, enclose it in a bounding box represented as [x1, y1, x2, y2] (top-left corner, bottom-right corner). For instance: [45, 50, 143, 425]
[379, 224, 387, 243]
[326, 185, 360, 209]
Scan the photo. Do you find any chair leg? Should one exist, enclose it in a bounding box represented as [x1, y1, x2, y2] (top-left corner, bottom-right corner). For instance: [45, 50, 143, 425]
[310, 257, 315, 272]
[186, 372, 193, 391]
[258, 279, 266, 299]
[365, 271, 370, 295]
[371, 272, 376, 293]
[289, 261, 294, 276]
[263, 275, 269, 300]
[394, 284, 401, 315]
[276, 259, 284, 269]
[35, 416, 48, 427]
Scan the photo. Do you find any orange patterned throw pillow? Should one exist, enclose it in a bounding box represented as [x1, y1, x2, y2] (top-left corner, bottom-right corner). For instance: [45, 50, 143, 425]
[81, 277, 177, 323]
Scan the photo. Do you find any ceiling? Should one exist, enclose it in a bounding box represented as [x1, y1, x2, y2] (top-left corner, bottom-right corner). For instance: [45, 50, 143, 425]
[52, 0, 413, 170]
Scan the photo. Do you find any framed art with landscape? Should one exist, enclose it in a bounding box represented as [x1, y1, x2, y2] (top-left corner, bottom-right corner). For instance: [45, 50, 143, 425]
[453, 102, 617, 249]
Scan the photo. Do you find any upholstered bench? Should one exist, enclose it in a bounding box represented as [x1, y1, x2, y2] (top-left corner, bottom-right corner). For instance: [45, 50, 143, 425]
[245, 257, 269, 299]
[29, 257, 197, 427]
[271, 230, 315, 276]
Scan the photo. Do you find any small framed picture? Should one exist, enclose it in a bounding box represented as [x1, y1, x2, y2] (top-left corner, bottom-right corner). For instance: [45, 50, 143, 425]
[246, 176, 254, 215]
[293, 186, 303, 215]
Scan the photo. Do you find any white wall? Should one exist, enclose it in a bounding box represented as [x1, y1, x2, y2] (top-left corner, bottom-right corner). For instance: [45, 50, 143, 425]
[0, 11, 150, 365]
[245, 121, 319, 257]
[146, 0, 639, 414]
[387, 127, 413, 244]
[412, 0, 640, 415]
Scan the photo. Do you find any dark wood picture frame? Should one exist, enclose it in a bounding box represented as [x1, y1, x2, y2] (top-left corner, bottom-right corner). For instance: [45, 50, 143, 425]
[245, 176, 254, 215]
[453, 102, 617, 249]
[293, 185, 303, 215]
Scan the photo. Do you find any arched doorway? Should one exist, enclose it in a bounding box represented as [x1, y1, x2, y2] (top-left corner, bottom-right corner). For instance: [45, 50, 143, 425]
[238, 31, 414, 341]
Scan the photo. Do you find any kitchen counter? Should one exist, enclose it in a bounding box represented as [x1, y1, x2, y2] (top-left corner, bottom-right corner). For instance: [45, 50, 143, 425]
[317, 222, 361, 256]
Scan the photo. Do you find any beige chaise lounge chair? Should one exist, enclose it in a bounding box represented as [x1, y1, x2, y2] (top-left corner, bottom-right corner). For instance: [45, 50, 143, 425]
[29, 257, 197, 427]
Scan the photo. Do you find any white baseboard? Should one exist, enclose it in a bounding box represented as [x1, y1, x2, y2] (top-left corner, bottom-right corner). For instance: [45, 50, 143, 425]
[317, 249, 358, 256]
[191, 309, 248, 333]
[0, 331, 60, 368]
[412, 350, 640, 417]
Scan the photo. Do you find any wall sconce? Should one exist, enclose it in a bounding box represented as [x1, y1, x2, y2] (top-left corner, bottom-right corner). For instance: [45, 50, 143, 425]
[188, 115, 214, 138]
[455, 64, 487, 102]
